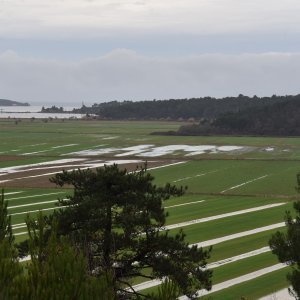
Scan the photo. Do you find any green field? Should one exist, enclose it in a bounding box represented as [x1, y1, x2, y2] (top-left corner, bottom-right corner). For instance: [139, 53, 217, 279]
[0, 118, 298, 299]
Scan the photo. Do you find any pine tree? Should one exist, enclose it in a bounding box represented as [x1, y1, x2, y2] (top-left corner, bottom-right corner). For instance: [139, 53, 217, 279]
[0, 190, 23, 299]
[22, 212, 115, 300]
[0, 190, 13, 244]
[50, 164, 212, 298]
[269, 201, 300, 299]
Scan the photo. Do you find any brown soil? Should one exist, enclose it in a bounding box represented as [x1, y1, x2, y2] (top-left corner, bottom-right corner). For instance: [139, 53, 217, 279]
[0, 159, 179, 189]
[0, 155, 28, 162]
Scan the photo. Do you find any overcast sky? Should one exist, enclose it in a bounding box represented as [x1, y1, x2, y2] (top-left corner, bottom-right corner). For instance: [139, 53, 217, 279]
[1, 0, 300, 105]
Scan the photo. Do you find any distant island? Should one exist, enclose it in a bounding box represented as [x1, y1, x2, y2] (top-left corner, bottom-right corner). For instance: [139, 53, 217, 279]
[0, 99, 30, 106]
[41, 105, 64, 113]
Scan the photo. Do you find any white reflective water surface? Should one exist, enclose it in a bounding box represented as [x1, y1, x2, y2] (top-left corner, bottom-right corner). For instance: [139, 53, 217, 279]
[0, 106, 84, 119]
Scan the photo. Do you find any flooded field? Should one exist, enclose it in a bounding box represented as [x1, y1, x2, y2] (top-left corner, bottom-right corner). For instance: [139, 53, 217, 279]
[0, 118, 297, 299]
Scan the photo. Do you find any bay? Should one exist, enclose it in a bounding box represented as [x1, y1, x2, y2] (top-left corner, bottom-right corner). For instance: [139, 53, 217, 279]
[0, 105, 84, 119]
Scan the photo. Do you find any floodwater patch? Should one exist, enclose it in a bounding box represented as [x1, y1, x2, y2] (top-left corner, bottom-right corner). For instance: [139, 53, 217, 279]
[129, 144, 245, 157]
[21, 150, 50, 155]
[0, 158, 87, 176]
[52, 144, 78, 149]
[115, 145, 155, 157]
[0, 159, 144, 184]
[65, 144, 248, 158]
[102, 136, 119, 140]
[66, 147, 119, 156]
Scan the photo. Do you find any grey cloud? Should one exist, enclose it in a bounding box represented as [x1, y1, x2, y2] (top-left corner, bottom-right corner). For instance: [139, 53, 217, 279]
[1, 0, 300, 38]
[0, 50, 300, 105]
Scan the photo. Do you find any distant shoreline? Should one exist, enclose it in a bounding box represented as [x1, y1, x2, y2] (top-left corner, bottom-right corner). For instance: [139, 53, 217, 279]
[0, 99, 30, 106]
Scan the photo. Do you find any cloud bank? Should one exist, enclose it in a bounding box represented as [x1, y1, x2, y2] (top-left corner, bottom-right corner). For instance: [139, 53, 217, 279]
[1, 50, 299, 105]
[1, 0, 300, 38]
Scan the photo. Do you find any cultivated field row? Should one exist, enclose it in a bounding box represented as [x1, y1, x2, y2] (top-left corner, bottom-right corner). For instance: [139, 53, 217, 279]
[0, 119, 298, 298]
[5, 187, 292, 299]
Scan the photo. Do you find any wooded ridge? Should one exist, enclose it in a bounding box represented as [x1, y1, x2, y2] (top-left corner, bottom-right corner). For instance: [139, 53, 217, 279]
[170, 96, 300, 136]
[71, 94, 298, 121]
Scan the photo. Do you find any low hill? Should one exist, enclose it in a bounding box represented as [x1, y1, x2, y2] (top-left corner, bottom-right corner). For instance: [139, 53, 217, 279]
[0, 99, 30, 106]
[174, 96, 300, 136]
[72, 94, 292, 120]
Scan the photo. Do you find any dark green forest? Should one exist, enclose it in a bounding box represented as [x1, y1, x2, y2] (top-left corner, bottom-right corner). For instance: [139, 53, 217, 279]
[72, 94, 299, 120]
[174, 97, 300, 136]
[41, 105, 64, 113]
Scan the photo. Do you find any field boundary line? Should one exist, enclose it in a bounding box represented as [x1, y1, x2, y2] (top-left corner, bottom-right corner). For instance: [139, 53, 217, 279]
[259, 287, 293, 300]
[6, 191, 66, 201]
[172, 169, 219, 183]
[3, 191, 23, 195]
[165, 200, 205, 209]
[164, 203, 286, 231]
[132, 246, 272, 292]
[192, 222, 285, 248]
[221, 175, 269, 193]
[12, 224, 27, 230]
[12, 222, 26, 228]
[0, 158, 86, 174]
[178, 263, 287, 299]
[8, 199, 59, 210]
[147, 161, 187, 171]
[186, 192, 300, 200]
[10, 205, 68, 217]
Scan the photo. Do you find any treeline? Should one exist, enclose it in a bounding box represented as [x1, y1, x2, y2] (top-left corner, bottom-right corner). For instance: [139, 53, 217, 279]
[72, 94, 298, 120]
[41, 105, 64, 113]
[175, 96, 300, 136]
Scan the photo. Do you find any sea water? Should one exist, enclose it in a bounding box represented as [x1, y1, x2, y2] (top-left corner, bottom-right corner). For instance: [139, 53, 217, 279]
[0, 105, 84, 119]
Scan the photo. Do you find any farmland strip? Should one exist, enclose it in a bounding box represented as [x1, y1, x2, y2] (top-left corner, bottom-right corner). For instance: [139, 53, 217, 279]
[165, 200, 205, 209]
[8, 199, 59, 209]
[192, 222, 285, 248]
[173, 170, 219, 183]
[3, 191, 23, 195]
[9, 205, 68, 217]
[221, 175, 269, 193]
[147, 161, 187, 171]
[132, 246, 272, 291]
[178, 263, 287, 299]
[0, 160, 144, 183]
[7, 191, 66, 201]
[52, 144, 78, 149]
[165, 203, 286, 230]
